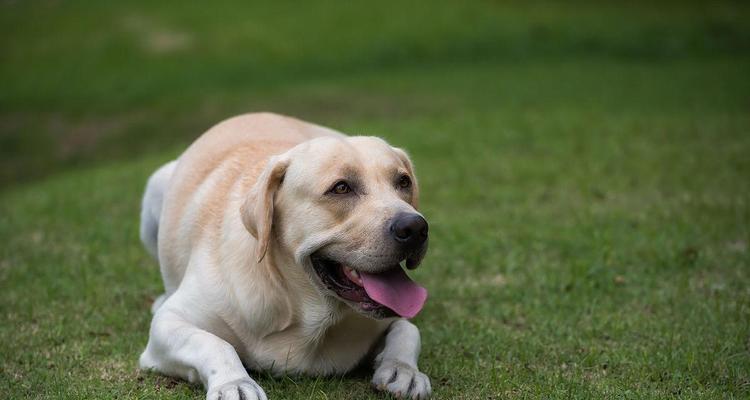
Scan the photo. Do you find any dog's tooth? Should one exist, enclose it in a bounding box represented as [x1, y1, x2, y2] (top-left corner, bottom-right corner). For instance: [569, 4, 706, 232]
[350, 270, 360, 279]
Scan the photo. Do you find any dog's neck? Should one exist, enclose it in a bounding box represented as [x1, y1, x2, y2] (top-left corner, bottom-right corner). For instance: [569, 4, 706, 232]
[260, 245, 350, 339]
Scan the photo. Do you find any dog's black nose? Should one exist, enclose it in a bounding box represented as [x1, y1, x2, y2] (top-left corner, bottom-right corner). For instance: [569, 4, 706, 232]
[390, 213, 428, 248]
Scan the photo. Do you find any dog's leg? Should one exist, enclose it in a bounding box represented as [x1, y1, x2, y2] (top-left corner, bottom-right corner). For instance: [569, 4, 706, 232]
[372, 319, 431, 399]
[140, 160, 176, 260]
[140, 160, 177, 314]
[140, 308, 267, 400]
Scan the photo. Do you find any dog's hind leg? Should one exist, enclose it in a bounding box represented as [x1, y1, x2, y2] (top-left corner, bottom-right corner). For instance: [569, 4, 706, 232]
[140, 160, 177, 313]
[139, 160, 177, 260]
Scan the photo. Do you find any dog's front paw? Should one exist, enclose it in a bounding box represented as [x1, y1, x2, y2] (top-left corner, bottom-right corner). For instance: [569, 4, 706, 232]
[207, 378, 267, 400]
[372, 360, 431, 399]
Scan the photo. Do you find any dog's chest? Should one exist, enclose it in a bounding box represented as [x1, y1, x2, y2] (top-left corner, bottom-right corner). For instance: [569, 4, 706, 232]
[241, 311, 392, 376]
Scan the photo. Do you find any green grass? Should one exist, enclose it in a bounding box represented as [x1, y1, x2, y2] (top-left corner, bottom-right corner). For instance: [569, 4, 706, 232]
[1, 1, 749, 399]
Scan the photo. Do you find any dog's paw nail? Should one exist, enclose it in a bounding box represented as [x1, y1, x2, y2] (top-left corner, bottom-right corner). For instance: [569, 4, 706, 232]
[208, 378, 266, 400]
[372, 361, 431, 399]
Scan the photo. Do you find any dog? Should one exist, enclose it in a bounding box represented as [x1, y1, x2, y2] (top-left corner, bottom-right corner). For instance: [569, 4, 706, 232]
[138, 113, 432, 399]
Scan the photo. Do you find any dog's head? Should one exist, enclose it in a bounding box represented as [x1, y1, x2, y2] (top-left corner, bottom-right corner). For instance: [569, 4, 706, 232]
[241, 136, 428, 319]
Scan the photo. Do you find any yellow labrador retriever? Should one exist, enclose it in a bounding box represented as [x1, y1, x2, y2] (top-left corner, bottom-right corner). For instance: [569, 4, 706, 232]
[138, 113, 431, 399]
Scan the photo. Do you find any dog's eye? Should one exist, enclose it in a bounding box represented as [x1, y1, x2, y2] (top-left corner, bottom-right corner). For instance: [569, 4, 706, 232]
[398, 175, 411, 189]
[331, 181, 352, 195]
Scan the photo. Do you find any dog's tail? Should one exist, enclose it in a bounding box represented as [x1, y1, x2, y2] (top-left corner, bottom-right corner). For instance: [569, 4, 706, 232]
[139, 160, 177, 261]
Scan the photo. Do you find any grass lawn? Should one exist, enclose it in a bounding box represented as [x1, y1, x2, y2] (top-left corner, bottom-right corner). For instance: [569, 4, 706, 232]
[1, 1, 749, 399]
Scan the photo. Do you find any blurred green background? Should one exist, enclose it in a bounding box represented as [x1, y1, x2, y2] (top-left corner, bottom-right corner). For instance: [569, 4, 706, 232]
[2, 0, 749, 187]
[1, 1, 749, 399]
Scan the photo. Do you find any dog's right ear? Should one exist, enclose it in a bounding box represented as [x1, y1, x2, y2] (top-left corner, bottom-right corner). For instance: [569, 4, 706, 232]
[241, 154, 290, 263]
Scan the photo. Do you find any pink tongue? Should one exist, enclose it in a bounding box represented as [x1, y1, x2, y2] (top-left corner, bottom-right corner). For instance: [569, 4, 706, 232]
[360, 267, 428, 319]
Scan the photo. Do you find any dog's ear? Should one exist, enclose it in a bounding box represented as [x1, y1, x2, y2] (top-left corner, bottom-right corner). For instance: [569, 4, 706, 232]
[393, 147, 419, 209]
[241, 154, 290, 263]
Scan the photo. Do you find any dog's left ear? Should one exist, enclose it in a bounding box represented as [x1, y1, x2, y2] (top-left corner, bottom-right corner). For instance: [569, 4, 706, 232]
[393, 147, 419, 209]
[241, 154, 290, 263]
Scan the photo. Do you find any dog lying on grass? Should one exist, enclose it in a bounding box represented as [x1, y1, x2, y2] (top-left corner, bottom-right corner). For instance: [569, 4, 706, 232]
[138, 113, 432, 399]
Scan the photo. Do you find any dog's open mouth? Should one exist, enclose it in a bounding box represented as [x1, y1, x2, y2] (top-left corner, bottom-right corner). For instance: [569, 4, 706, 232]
[310, 254, 428, 319]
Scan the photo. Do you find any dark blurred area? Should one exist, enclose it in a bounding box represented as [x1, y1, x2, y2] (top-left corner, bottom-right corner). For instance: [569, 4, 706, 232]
[1, 1, 749, 188]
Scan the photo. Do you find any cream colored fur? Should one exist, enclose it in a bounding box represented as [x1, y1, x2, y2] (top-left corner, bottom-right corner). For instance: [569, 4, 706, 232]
[138, 113, 431, 399]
